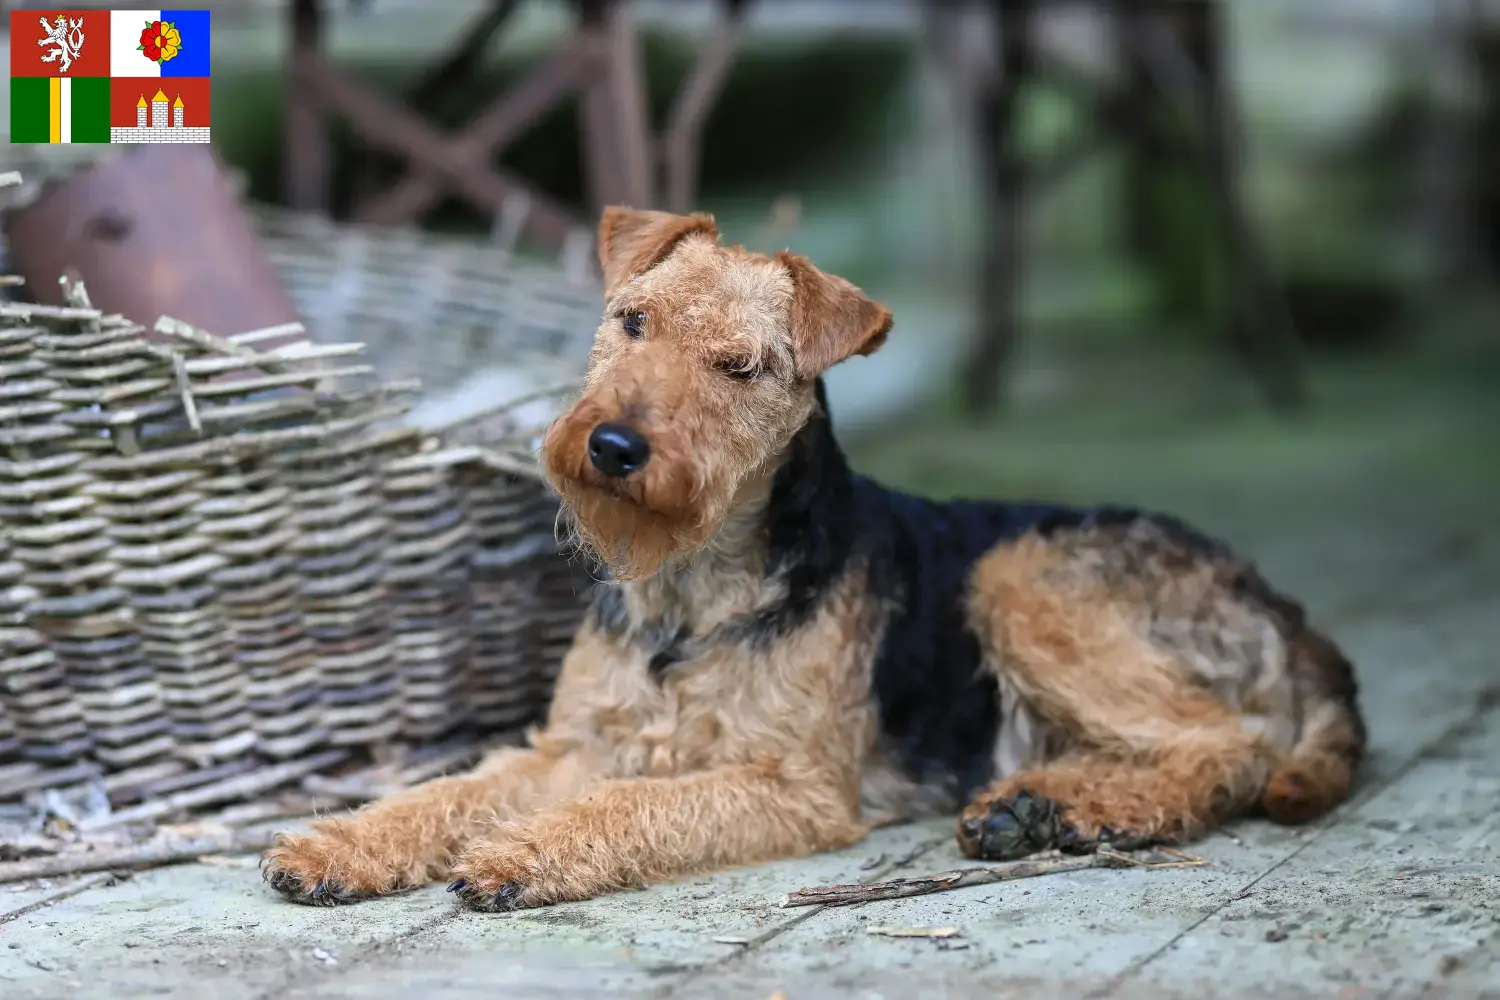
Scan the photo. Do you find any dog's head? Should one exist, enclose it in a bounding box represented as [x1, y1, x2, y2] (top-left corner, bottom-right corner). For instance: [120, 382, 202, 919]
[541, 207, 892, 580]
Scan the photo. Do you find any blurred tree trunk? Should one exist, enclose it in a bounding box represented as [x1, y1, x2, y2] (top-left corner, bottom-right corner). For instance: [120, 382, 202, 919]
[961, 0, 1035, 416]
[1417, 0, 1481, 291]
[1466, 1, 1500, 282]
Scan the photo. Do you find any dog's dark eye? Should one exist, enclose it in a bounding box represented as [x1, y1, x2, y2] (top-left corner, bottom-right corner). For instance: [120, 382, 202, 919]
[621, 311, 646, 339]
[714, 359, 760, 382]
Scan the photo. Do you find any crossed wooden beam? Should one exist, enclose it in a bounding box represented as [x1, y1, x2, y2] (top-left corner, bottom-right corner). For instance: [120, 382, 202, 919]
[285, 0, 747, 255]
[304, 50, 588, 246]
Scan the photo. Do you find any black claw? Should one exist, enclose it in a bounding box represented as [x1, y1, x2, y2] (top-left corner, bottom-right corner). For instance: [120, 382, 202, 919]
[261, 866, 370, 908]
[482, 883, 524, 911]
[450, 879, 527, 912]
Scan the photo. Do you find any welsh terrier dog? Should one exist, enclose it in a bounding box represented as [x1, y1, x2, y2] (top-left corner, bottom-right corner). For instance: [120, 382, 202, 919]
[262, 208, 1365, 910]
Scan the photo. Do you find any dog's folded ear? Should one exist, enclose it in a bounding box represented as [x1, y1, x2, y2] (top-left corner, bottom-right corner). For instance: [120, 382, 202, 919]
[776, 251, 894, 379]
[597, 207, 719, 297]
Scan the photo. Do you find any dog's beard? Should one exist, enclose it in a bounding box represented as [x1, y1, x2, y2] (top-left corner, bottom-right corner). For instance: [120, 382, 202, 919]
[552, 487, 709, 581]
[541, 412, 730, 582]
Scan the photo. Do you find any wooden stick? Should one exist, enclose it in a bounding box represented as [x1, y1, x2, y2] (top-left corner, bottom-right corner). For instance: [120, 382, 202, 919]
[1, 302, 103, 322]
[1098, 845, 1207, 869]
[776, 846, 1206, 909]
[0, 829, 278, 884]
[78, 749, 350, 831]
[356, 40, 597, 227]
[303, 57, 580, 250]
[778, 855, 1099, 908]
[154, 315, 260, 360]
[226, 321, 308, 346]
[171, 350, 202, 434]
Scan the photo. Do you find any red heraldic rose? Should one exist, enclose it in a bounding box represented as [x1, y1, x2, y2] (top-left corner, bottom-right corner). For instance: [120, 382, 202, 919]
[139, 22, 164, 61]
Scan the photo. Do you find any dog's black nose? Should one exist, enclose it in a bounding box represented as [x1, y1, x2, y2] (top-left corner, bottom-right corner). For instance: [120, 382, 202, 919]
[587, 423, 651, 478]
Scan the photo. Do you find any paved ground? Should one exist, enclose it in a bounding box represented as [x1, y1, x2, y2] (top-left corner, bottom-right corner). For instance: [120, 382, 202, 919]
[3, 326, 1499, 998]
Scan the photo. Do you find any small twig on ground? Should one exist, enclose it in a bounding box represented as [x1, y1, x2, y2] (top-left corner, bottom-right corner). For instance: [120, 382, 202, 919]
[867, 925, 962, 939]
[0, 828, 277, 884]
[1097, 846, 1206, 869]
[777, 847, 1204, 909]
[779, 855, 1097, 908]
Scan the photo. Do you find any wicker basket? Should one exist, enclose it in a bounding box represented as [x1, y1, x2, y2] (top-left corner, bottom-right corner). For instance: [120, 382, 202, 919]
[0, 165, 601, 809]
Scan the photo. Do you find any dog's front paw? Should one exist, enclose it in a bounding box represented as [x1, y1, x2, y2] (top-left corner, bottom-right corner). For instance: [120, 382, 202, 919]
[261, 824, 423, 906]
[446, 838, 551, 912]
[447, 837, 590, 912]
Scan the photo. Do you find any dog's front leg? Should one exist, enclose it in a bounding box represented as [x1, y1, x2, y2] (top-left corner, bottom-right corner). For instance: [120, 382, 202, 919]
[448, 757, 867, 910]
[262, 745, 597, 904]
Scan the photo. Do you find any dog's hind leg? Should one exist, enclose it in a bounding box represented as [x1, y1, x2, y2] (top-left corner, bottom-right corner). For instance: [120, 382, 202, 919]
[958, 740, 1274, 860]
[954, 532, 1324, 861]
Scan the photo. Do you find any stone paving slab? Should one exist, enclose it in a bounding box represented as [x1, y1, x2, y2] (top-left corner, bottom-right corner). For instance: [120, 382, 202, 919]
[0, 857, 452, 999]
[1127, 704, 1500, 999]
[0, 815, 948, 999]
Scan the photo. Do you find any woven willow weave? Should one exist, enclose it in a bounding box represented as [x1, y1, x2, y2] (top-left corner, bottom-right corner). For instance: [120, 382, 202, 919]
[0, 167, 600, 806]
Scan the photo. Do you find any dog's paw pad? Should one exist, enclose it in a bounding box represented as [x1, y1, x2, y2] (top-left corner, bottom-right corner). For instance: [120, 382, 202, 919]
[958, 790, 1068, 860]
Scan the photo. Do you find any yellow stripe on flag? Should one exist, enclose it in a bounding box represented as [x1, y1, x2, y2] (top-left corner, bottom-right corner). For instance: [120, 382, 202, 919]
[49, 78, 61, 144]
